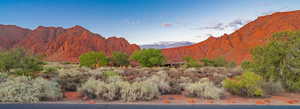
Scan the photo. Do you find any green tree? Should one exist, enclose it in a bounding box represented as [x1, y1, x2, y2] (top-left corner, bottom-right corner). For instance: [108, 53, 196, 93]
[0, 48, 44, 76]
[183, 56, 200, 68]
[223, 72, 264, 97]
[79, 51, 109, 68]
[110, 52, 129, 67]
[130, 49, 165, 67]
[244, 31, 300, 91]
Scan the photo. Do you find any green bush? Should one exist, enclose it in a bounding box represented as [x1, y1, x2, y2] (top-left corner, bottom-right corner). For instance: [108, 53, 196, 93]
[244, 31, 300, 92]
[183, 57, 200, 68]
[130, 49, 165, 67]
[0, 48, 44, 76]
[200, 57, 236, 68]
[79, 51, 109, 68]
[223, 72, 264, 97]
[184, 78, 224, 99]
[43, 67, 58, 73]
[102, 71, 120, 79]
[0, 76, 62, 103]
[110, 52, 130, 67]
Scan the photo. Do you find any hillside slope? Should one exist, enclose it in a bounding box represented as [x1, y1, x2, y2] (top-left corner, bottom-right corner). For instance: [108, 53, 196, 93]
[0, 25, 140, 62]
[162, 10, 300, 64]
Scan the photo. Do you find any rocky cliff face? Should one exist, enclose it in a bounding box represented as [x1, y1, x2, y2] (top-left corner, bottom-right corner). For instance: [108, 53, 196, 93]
[2, 10, 300, 63]
[162, 10, 300, 64]
[0, 24, 31, 50]
[0, 25, 140, 62]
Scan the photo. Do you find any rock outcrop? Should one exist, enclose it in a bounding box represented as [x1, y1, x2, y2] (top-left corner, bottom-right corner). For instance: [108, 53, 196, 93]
[0, 24, 31, 50]
[162, 10, 300, 64]
[0, 25, 140, 62]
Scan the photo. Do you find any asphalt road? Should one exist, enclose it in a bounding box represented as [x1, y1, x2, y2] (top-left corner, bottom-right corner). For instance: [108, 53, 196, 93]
[1, 104, 300, 109]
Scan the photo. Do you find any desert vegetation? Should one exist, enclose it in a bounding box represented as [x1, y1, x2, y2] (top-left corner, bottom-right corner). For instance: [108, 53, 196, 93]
[0, 31, 300, 103]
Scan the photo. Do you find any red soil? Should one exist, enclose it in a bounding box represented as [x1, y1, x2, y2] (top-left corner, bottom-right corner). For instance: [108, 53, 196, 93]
[64, 92, 81, 101]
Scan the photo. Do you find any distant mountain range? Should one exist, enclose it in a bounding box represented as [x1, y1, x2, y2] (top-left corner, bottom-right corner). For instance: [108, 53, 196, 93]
[1, 10, 300, 64]
[140, 41, 195, 49]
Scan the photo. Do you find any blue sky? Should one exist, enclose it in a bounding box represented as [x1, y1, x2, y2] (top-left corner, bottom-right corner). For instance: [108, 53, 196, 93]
[1, 0, 300, 44]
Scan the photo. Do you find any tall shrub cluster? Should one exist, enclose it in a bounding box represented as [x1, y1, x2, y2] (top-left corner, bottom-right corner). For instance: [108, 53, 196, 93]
[79, 51, 109, 68]
[130, 49, 165, 67]
[0, 48, 44, 76]
[242, 31, 300, 92]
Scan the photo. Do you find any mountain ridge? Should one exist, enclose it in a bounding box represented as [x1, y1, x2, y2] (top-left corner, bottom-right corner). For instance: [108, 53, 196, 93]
[0, 25, 140, 62]
[162, 10, 300, 64]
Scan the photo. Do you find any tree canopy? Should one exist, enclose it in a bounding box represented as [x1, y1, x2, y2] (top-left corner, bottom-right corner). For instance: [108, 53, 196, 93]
[130, 49, 165, 67]
[243, 31, 300, 91]
[79, 51, 109, 68]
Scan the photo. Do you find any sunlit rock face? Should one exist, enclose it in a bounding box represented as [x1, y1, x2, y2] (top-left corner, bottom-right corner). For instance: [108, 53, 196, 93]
[0, 25, 140, 62]
[162, 10, 300, 64]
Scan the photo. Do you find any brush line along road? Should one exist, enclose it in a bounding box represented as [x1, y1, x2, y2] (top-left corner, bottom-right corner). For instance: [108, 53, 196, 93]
[1, 104, 300, 109]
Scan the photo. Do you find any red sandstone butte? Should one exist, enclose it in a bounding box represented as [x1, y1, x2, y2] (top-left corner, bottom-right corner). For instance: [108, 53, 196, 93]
[0, 25, 140, 62]
[162, 10, 300, 64]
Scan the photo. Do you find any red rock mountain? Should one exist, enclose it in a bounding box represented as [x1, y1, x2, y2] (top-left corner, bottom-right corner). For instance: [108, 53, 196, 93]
[162, 10, 300, 64]
[0, 25, 140, 62]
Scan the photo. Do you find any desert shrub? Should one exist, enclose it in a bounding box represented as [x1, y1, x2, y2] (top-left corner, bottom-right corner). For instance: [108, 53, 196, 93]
[78, 78, 106, 99]
[105, 76, 123, 83]
[32, 78, 62, 101]
[0, 73, 8, 83]
[243, 31, 300, 92]
[0, 76, 40, 102]
[79, 77, 124, 101]
[58, 68, 91, 91]
[130, 49, 165, 67]
[102, 81, 123, 101]
[223, 72, 264, 97]
[169, 77, 193, 94]
[262, 81, 284, 95]
[120, 81, 160, 102]
[184, 78, 224, 99]
[110, 52, 130, 67]
[0, 48, 44, 76]
[43, 67, 58, 74]
[144, 71, 171, 94]
[0, 76, 62, 103]
[119, 82, 139, 101]
[102, 71, 119, 79]
[79, 51, 109, 68]
[79, 76, 160, 102]
[183, 56, 200, 68]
